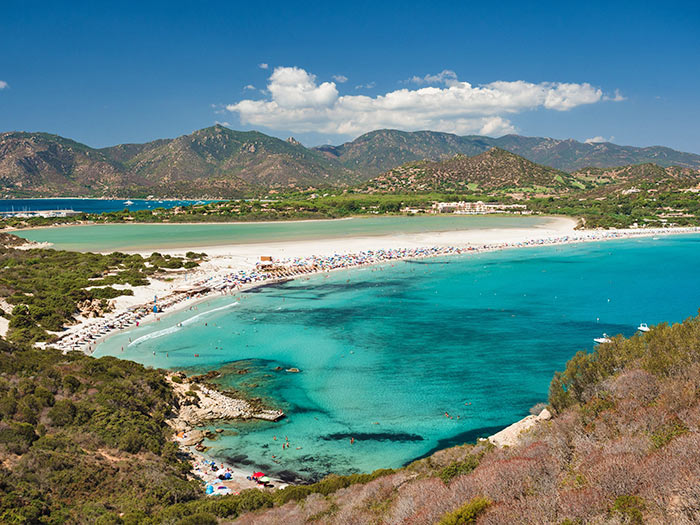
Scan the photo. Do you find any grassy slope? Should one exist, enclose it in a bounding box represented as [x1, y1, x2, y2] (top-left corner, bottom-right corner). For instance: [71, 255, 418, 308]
[362, 148, 579, 193]
[0, 127, 355, 199]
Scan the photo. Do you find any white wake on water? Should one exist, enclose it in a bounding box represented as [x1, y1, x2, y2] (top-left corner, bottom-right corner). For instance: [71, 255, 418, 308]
[128, 301, 239, 347]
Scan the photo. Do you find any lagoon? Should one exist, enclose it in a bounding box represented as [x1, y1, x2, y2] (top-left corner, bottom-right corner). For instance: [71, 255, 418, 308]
[15, 215, 552, 252]
[94, 234, 700, 481]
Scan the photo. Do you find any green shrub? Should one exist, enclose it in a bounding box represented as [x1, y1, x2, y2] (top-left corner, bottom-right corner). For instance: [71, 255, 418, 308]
[90, 286, 133, 300]
[48, 399, 77, 426]
[0, 422, 38, 454]
[177, 512, 218, 525]
[650, 421, 687, 448]
[437, 497, 491, 525]
[272, 469, 394, 505]
[611, 495, 645, 524]
[62, 375, 81, 393]
[438, 454, 481, 483]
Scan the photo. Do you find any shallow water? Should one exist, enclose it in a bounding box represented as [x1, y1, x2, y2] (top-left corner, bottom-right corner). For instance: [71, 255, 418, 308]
[95, 235, 700, 481]
[15, 215, 551, 252]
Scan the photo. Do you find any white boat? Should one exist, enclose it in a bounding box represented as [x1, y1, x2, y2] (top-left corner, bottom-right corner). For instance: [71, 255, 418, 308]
[124, 200, 134, 206]
[637, 323, 650, 332]
[594, 333, 612, 344]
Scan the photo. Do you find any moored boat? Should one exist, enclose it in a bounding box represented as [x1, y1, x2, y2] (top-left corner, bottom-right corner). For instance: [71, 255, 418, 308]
[594, 333, 612, 344]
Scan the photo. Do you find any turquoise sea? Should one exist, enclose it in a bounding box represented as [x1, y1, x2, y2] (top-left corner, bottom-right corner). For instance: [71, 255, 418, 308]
[15, 215, 551, 252]
[95, 235, 700, 482]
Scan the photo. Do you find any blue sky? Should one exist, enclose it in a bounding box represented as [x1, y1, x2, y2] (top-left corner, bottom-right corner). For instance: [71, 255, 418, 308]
[1, 1, 699, 152]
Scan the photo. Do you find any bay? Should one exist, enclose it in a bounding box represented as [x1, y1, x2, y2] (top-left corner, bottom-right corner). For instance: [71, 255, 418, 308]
[93, 235, 700, 481]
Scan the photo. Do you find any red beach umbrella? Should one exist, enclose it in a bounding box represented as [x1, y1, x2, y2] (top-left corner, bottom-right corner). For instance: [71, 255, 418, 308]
[253, 471, 265, 478]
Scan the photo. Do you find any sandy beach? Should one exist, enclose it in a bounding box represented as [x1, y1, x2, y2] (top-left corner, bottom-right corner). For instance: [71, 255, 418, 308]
[40, 216, 579, 349]
[42, 216, 700, 354]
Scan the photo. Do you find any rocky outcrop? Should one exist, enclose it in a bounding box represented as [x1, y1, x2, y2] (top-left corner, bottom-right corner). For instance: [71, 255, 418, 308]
[168, 377, 284, 433]
[487, 408, 552, 448]
[77, 298, 113, 318]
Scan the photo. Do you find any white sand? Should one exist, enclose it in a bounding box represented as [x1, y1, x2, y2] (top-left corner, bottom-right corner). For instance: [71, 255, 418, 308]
[48, 217, 700, 353]
[60, 217, 576, 334]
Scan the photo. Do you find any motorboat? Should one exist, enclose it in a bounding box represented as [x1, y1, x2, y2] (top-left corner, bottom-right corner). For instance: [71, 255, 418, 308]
[594, 333, 612, 344]
[637, 323, 650, 332]
[124, 200, 134, 206]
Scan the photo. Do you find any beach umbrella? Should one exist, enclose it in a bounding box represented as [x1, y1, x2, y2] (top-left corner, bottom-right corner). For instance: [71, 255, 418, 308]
[259, 476, 270, 482]
[253, 471, 265, 478]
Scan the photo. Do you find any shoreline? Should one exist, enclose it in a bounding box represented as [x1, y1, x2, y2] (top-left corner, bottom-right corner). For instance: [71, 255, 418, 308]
[46, 221, 700, 355]
[166, 373, 290, 494]
[7, 214, 359, 234]
[45, 218, 571, 352]
[39, 221, 700, 491]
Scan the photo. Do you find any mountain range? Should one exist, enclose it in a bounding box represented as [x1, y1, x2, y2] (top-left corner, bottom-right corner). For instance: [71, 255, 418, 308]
[1, 125, 699, 198]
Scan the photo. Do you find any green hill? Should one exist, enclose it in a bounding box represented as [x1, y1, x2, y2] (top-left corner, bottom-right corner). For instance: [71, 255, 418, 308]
[0, 131, 127, 197]
[316, 129, 700, 175]
[362, 147, 578, 193]
[572, 163, 700, 193]
[316, 129, 491, 175]
[0, 126, 354, 198]
[103, 126, 354, 192]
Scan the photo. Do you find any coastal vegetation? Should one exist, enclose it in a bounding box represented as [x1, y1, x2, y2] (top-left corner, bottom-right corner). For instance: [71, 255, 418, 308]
[3, 308, 699, 522]
[2, 146, 699, 230]
[0, 341, 200, 524]
[0, 234, 201, 343]
[4, 177, 700, 230]
[0, 193, 502, 229]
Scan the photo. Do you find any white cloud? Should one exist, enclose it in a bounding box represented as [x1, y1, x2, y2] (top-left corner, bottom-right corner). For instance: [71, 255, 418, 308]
[406, 69, 458, 86]
[243, 84, 256, 90]
[215, 121, 231, 127]
[227, 66, 615, 137]
[258, 63, 269, 70]
[354, 81, 375, 90]
[0, 81, 8, 90]
[585, 135, 614, 144]
[332, 74, 348, 83]
[265, 66, 338, 108]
